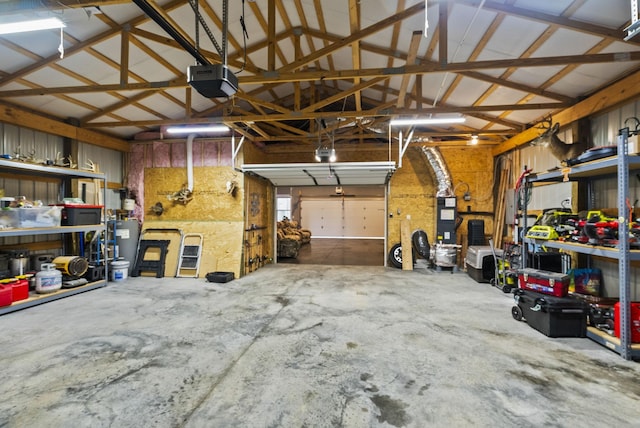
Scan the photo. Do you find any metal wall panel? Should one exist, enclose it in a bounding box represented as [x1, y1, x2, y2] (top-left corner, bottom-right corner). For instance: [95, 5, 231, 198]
[1, 123, 64, 161]
[77, 142, 124, 210]
[590, 99, 640, 209]
[78, 142, 123, 183]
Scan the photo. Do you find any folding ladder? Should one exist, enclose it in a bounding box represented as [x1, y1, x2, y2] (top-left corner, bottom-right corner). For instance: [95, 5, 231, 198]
[176, 233, 204, 278]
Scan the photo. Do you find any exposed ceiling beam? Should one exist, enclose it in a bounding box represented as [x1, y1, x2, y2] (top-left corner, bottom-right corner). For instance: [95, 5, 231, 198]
[252, 128, 514, 144]
[304, 27, 573, 102]
[242, 51, 640, 84]
[0, 27, 158, 126]
[438, 0, 448, 66]
[85, 102, 567, 129]
[396, 31, 422, 109]
[279, 2, 425, 73]
[437, 1, 509, 107]
[81, 91, 158, 125]
[0, 0, 130, 13]
[235, 93, 293, 115]
[301, 77, 387, 113]
[0, 0, 186, 87]
[492, 69, 640, 155]
[0, 102, 129, 151]
[471, 0, 589, 130]
[4, 50, 634, 99]
[0, 80, 188, 97]
[455, 0, 633, 43]
[349, 0, 362, 111]
[381, 0, 407, 104]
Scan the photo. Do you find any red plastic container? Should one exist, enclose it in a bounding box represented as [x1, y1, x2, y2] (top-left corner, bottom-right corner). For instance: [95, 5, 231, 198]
[518, 268, 570, 297]
[0, 285, 12, 307]
[10, 279, 29, 302]
[614, 302, 640, 343]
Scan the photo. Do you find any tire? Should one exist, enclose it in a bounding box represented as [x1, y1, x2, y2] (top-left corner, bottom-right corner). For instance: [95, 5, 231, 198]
[411, 229, 430, 259]
[389, 243, 403, 268]
[512, 305, 523, 321]
[502, 285, 512, 293]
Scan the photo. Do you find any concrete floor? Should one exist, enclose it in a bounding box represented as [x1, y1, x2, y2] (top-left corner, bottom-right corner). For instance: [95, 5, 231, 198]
[1, 264, 639, 427]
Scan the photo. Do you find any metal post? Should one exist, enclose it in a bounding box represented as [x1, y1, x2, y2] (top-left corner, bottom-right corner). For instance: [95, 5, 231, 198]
[617, 127, 631, 360]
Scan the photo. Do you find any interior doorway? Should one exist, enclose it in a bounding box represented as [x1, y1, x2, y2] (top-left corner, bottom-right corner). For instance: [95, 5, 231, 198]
[277, 185, 386, 266]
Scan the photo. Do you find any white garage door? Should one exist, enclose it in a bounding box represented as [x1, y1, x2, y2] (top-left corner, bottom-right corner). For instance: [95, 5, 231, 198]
[301, 198, 385, 238]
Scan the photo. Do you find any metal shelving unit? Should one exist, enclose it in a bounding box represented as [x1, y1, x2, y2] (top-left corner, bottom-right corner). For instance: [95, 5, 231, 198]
[0, 159, 108, 315]
[523, 128, 640, 360]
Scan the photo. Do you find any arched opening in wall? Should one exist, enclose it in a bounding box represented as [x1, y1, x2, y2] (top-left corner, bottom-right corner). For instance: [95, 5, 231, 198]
[277, 185, 386, 266]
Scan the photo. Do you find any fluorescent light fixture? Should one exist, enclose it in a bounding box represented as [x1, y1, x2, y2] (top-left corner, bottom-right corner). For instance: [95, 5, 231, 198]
[390, 117, 466, 126]
[166, 125, 230, 134]
[0, 17, 66, 35]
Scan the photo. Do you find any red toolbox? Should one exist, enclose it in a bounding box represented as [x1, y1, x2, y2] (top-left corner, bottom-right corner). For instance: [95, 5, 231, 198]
[614, 302, 640, 343]
[0, 285, 12, 307]
[518, 268, 570, 297]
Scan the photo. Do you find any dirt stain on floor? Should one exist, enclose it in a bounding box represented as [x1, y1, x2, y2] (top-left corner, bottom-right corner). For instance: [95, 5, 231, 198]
[370, 394, 410, 427]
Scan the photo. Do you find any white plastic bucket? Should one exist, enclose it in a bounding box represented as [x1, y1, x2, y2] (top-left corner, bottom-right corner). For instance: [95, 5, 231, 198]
[110, 260, 130, 282]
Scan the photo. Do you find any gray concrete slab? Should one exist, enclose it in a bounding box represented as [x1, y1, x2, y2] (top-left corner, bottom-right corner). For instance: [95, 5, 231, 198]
[0, 265, 639, 427]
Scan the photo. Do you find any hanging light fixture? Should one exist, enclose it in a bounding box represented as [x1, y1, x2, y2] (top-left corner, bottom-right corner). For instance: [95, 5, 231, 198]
[314, 119, 337, 162]
[315, 148, 337, 163]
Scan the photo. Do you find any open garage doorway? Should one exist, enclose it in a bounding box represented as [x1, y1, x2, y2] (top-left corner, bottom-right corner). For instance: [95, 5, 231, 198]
[277, 185, 386, 266]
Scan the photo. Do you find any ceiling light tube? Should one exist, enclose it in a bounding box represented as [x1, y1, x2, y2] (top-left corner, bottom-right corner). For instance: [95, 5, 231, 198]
[166, 125, 230, 134]
[0, 17, 66, 35]
[390, 117, 466, 126]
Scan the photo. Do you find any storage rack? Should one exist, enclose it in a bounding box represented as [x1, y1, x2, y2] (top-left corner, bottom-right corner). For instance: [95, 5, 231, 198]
[522, 129, 640, 360]
[0, 159, 108, 315]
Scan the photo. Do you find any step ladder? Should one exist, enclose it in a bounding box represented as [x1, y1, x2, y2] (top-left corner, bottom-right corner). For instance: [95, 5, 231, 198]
[176, 233, 203, 278]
